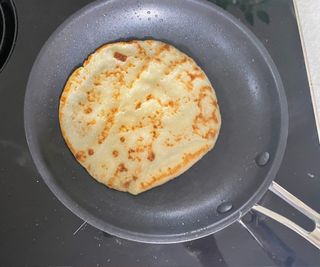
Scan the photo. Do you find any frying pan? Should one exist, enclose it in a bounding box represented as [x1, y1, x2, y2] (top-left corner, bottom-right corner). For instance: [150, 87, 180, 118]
[24, 0, 320, 246]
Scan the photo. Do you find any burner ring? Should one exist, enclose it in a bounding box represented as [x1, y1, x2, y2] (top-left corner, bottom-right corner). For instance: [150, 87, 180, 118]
[0, 5, 5, 53]
[0, 0, 17, 73]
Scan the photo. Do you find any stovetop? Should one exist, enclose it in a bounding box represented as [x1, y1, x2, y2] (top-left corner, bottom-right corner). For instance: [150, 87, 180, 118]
[0, 0, 319, 266]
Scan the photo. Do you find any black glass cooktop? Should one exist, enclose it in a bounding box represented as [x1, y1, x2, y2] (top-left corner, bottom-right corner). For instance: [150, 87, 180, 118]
[1, 0, 320, 266]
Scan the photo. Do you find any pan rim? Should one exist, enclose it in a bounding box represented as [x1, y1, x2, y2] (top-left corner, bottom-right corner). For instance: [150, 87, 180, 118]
[24, 0, 288, 244]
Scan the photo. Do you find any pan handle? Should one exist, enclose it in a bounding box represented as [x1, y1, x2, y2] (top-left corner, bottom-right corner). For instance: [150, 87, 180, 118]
[252, 181, 320, 249]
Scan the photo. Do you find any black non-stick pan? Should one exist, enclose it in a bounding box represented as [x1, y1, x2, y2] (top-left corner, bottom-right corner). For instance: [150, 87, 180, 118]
[24, 0, 320, 246]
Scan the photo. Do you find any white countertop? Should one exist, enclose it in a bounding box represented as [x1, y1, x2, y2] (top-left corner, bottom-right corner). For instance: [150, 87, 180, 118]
[294, 0, 320, 141]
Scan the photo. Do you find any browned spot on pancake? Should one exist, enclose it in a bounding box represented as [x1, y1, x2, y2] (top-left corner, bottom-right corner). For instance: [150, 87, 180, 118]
[147, 151, 155, 161]
[127, 56, 152, 88]
[73, 68, 83, 80]
[117, 163, 128, 172]
[107, 180, 114, 187]
[86, 90, 100, 102]
[159, 44, 170, 53]
[108, 163, 129, 187]
[128, 62, 135, 68]
[135, 146, 145, 153]
[196, 88, 218, 122]
[98, 107, 118, 144]
[151, 130, 159, 139]
[132, 175, 138, 181]
[123, 180, 131, 188]
[186, 83, 193, 92]
[176, 57, 187, 66]
[134, 42, 147, 57]
[137, 58, 151, 78]
[104, 69, 125, 86]
[75, 151, 86, 162]
[192, 88, 219, 138]
[193, 111, 218, 130]
[150, 44, 171, 64]
[164, 138, 174, 147]
[187, 71, 205, 81]
[119, 125, 129, 132]
[135, 101, 142, 109]
[93, 80, 102, 86]
[164, 100, 180, 113]
[117, 72, 125, 86]
[146, 94, 153, 101]
[183, 147, 209, 162]
[88, 148, 94, 156]
[140, 145, 209, 189]
[83, 55, 94, 67]
[204, 128, 217, 139]
[176, 73, 193, 91]
[84, 107, 92, 114]
[128, 148, 135, 159]
[120, 136, 125, 143]
[200, 85, 213, 94]
[128, 146, 145, 162]
[112, 90, 120, 100]
[164, 57, 188, 77]
[212, 112, 218, 123]
[104, 70, 115, 78]
[127, 43, 171, 89]
[112, 150, 119, 157]
[212, 99, 218, 108]
[130, 121, 144, 131]
[114, 52, 128, 62]
[60, 95, 66, 104]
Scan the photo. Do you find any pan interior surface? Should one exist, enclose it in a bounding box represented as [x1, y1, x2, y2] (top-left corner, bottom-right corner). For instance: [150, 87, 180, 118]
[24, 0, 288, 243]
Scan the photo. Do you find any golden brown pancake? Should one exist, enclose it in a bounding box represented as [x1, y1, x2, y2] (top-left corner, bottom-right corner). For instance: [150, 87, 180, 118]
[59, 40, 221, 195]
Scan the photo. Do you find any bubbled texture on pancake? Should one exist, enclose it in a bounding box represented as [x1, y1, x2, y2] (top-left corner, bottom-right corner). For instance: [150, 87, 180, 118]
[59, 40, 221, 195]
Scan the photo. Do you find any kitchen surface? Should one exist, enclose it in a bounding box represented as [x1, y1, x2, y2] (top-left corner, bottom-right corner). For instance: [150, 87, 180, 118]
[1, 0, 320, 266]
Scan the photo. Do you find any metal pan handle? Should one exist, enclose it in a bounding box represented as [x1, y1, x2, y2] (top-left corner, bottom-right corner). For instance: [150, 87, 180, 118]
[252, 181, 320, 249]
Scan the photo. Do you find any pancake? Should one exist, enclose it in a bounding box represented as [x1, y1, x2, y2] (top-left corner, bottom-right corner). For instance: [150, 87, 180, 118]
[59, 40, 221, 195]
